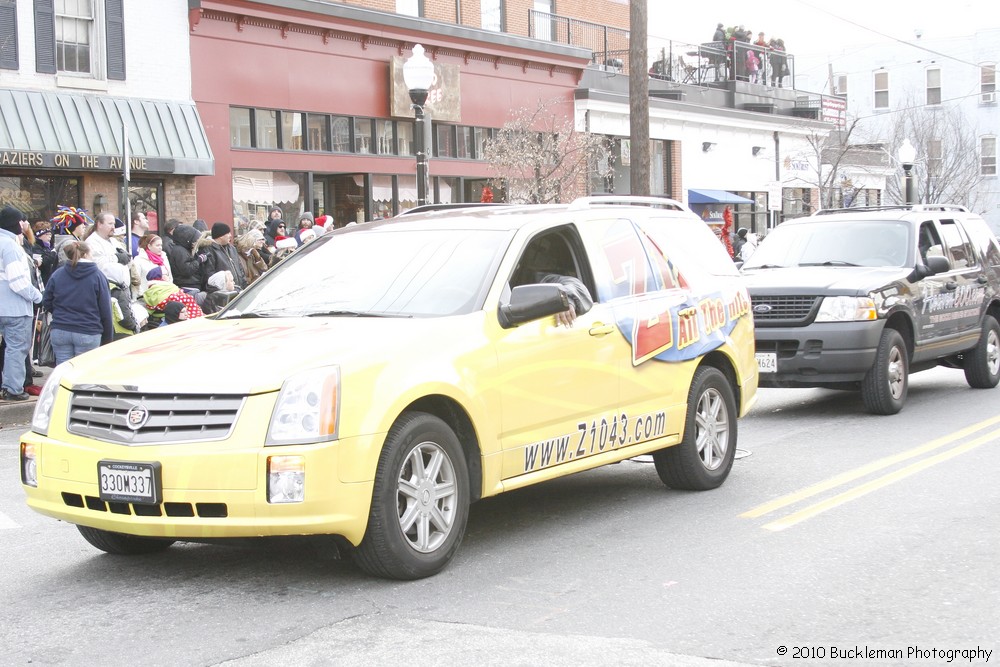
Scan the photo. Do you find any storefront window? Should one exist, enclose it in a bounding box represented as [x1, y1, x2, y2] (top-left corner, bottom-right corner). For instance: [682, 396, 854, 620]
[474, 128, 490, 159]
[456, 127, 473, 159]
[0, 176, 80, 223]
[255, 110, 278, 149]
[397, 121, 414, 156]
[232, 170, 307, 231]
[307, 114, 329, 152]
[375, 120, 395, 155]
[281, 112, 305, 151]
[332, 116, 351, 152]
[354, 118, 373, 154]
[650, 140, 666, 195]
[230, 108, 252, 148]
[436, 177, 459, 204]
[436, 125, 456, 158]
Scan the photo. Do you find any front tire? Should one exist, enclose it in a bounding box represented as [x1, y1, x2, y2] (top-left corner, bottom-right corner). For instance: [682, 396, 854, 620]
[77, 525, 175, 555]
[964, 315, 1000, 388]
[861, 328, 908, 415]
[653, 366, 736, 490]
[354, 412, 470, 580]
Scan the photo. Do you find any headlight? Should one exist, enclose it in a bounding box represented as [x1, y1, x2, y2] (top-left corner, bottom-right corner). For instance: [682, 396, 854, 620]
[31, 361, 72, 436]
[815, 296, 877, 322]
[266, 366, 340, 445]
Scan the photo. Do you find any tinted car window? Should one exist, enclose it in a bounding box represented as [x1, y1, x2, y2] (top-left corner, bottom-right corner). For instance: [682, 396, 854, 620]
[744, 220, 912, 269]
[939, 219, 976, 269]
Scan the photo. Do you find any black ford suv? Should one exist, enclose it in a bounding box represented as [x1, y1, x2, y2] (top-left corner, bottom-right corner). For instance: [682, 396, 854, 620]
[741, 205, 1000, 414]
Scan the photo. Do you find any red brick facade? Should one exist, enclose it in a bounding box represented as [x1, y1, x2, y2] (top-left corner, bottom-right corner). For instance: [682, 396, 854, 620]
[338, 0, 630, 35]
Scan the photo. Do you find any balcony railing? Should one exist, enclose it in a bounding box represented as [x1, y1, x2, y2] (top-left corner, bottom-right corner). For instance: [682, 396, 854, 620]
[529, 10, 796, 89]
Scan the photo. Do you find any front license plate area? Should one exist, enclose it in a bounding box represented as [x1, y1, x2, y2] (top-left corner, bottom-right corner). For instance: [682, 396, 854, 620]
[98, 461, 161, 505]
[756, 352, 777, 374]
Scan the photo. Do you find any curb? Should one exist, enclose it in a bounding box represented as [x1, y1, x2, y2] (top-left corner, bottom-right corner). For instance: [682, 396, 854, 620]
[0, 366, 52, 428]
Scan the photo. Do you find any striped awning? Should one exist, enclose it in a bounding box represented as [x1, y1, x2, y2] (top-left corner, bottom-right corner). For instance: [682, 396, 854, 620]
[0, 89, 214, 175]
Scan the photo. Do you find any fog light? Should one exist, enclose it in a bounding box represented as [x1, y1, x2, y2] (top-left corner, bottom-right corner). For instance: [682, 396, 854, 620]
[21, 442, 37, 487]
[268, 455, 304, 503]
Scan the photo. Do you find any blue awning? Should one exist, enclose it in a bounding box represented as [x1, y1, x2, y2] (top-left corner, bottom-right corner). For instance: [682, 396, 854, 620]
[687, 189, 754, 205]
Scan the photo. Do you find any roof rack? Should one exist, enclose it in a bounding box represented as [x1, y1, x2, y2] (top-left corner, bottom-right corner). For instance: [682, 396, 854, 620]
[567, 196, 690, 212]
[814, 204, 969, 216]
[397, 202, 510, 216]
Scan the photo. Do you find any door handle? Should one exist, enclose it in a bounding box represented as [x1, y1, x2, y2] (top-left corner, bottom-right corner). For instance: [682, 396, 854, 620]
[589, 323, 616, 337]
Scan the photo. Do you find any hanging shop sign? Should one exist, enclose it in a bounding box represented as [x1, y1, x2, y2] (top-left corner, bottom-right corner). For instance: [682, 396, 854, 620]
[389, 56, 462, 123]
[0, 150, 175, 173]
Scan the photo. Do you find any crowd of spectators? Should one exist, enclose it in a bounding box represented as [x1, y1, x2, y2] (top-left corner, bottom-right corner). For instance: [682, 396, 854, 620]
[0, 204, 326, 401]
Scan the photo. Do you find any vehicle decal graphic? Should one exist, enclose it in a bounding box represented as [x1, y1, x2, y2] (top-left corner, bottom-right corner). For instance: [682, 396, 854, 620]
[522, 410, 668, 473]
[597, 222, 750, 366]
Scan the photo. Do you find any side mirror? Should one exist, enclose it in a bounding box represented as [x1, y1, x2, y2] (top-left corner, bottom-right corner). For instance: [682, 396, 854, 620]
[498, 284, 569, 329]
[913, 254, 951, 280]
[925, 254, 950, 275]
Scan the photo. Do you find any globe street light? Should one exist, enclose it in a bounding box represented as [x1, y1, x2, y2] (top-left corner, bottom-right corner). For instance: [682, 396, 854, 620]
[898, 138, 917, 205]
[403, 44, 435, 207]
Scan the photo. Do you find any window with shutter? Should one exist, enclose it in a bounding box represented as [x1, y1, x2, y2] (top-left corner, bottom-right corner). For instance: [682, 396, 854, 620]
[105, 0, 124, 79]
[0, 0, 17, 70]
[35, 0, 57, 74]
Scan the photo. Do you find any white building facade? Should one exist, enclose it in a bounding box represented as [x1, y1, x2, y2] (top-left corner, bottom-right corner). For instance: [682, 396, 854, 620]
[798, 29, 999, 232]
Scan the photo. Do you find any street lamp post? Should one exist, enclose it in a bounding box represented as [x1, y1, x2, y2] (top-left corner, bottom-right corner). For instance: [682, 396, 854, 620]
[403, 44, 435, 207]
[898, 138, 917, 205]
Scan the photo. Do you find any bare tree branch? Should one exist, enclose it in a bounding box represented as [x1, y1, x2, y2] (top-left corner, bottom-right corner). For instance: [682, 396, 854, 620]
[483, 98, 611, 204]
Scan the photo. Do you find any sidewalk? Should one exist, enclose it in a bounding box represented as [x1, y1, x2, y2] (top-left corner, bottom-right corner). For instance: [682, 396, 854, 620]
[0, 365, 53, 428]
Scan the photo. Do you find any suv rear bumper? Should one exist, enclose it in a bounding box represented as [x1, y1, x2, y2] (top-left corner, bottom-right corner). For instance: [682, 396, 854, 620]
[755, 320, 887, 387]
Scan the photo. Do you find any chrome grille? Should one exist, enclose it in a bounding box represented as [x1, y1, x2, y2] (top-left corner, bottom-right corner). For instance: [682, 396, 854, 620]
[67, 390, 245, 445]
[751, 295, 821, 324]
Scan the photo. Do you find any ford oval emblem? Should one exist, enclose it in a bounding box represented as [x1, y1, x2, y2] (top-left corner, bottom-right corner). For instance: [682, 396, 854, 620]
[753, 304, 772, 314]
[126, 405, 150, 431]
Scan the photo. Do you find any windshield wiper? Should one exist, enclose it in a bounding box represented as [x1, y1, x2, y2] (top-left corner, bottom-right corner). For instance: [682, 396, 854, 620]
[218, 310, 287, 320]
[798, 260, 861, 267]
[745, 263, 785, 269]
[305, 310, 410, 318]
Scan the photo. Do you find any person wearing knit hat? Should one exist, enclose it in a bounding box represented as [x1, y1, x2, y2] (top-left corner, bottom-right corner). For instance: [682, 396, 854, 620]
[211, 222, 231, 240]
[0, 206, 44, 401]
[198, 222, 247, 291]
[32, 221, 58, 285]
[161, 300, 188, 325]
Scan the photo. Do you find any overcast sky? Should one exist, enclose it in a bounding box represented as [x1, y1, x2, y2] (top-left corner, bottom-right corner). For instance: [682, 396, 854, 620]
[646, 0, 997, 58]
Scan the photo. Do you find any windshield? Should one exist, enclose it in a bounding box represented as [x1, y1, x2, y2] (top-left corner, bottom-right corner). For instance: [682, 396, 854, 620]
[742, 220, 912, 269]
[222, 227, 509, 318]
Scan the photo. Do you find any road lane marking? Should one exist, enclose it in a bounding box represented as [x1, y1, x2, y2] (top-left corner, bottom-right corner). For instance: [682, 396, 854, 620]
[762, 428, 1000, 531]
[0, 510, 19, 530]
[741, 413, 1000, 519]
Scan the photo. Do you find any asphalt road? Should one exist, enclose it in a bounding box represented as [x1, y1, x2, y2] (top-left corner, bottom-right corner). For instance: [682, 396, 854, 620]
[2, 366, 998, 666]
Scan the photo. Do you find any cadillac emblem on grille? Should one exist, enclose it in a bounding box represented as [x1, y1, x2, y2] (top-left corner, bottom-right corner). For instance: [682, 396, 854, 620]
[126, 405, 150, 431]
[753, 304, 772, 314]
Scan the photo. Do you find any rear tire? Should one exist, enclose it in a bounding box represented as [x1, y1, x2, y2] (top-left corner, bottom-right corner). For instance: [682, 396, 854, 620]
[861, 328, 908, 415]
[353, 412, 470, 580]
[964, 315, 1000, 388]
[653, 366, 736, 490]
[77, 525, 175, 555]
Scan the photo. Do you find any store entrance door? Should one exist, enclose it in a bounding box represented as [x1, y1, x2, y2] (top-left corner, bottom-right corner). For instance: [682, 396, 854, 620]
[129, 180, 164, 232]
[312, 173, 368, 228]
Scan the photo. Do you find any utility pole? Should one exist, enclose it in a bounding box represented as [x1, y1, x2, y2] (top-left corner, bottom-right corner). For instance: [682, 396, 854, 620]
[629, 0, 650, 196]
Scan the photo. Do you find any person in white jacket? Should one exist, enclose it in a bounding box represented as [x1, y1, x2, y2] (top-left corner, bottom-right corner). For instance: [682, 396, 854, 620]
[133, 233, 174, 297]
[83, 213, 124, 269]
[0, 206, 43, 401]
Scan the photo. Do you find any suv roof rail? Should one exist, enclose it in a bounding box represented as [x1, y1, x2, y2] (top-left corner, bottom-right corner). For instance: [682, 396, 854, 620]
[397, 202, 510, 216]
[814, 204, 970, 216]
[567, 195, 690, 212]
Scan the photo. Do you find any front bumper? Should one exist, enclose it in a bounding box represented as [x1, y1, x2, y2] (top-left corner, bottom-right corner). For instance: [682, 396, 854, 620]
[20, 429, 382, 546]
[754, 319, 887, 387]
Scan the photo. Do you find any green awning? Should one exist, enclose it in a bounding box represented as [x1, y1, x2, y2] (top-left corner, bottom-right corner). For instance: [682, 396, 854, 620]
[0, 89, 214, 175]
